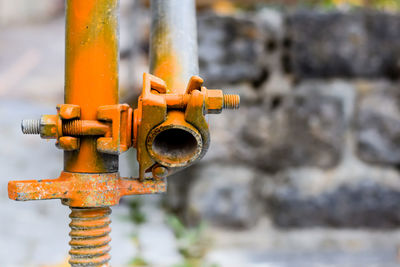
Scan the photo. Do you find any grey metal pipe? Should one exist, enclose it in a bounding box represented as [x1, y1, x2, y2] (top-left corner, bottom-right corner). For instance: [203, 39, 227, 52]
[149, 0, 199, 93]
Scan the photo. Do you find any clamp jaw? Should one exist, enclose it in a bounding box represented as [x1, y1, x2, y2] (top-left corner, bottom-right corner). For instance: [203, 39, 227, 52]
[9, 73, 239, 207]
[27, 103, 132, 154]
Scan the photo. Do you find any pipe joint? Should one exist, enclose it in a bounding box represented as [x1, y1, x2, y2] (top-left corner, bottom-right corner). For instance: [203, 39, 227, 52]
[21, 104, 132, 154]
[134, 73, 240, 180]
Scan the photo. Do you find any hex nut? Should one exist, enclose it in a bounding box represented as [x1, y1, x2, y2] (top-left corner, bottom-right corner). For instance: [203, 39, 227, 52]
[40, 115, 58, 139]
[206, 89, 223, 114]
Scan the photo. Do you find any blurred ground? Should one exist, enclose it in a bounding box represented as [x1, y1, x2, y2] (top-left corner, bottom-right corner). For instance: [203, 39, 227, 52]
[2, 1, 400, 267]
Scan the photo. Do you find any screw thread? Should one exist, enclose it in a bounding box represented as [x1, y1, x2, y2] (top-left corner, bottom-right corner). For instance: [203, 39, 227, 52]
[63, 120, 83, 136]
[69, 207, 112, 267]
[21, 119, 40, 134]
[223, 94, 240, 109]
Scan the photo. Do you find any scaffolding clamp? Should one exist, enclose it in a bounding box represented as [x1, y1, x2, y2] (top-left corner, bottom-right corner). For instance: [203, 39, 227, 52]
[134, 72, 240, 180]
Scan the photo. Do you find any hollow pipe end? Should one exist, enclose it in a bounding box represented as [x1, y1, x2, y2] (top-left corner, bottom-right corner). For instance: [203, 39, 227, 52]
[146, 117, 202, 168]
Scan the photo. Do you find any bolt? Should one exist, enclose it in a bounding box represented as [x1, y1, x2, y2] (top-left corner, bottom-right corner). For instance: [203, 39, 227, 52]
[223, 94, 240, 110]
[205, 90, 240, 114]
[63, 120, 83, 136]
[69, 207, 112, 267]
[152, 165, 169, 179]
[22, 116, 58, 139]
[21, 119, 40, 135]
[21, 118, 109, 138]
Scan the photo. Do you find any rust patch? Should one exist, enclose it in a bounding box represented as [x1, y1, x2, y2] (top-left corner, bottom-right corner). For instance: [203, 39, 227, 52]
[8, 172, 166, 207]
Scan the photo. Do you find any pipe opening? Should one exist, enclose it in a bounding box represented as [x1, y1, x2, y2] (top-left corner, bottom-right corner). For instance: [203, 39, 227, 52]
[152, 128, 198, 164]
[146, 110, 203, 168]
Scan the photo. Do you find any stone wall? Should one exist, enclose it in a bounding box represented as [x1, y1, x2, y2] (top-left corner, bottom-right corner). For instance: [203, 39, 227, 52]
[165, 9, 400, 229]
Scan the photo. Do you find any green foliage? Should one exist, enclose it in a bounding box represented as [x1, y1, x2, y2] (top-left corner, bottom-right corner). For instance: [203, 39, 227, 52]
[166, 215, 219, 267]
[172, 260, 220, 267]
[260, 0, 400, 10]
[314, 0, 400, 10]
[129, 256, 149, 267]
[128, 198, 147, 225]
[369, 0, 400, 10]
[127, 197, 149, 267]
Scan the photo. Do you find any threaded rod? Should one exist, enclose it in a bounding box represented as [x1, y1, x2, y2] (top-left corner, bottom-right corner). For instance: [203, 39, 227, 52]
[63, 120, 83, 136]
[223, 94, 240, 109]
[69, 207, 112, 267]
[21, 119, 40, 134]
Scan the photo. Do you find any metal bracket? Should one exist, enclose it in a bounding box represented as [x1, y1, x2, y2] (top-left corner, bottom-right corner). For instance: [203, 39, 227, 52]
[97, 104, 133, 154]
[56, 104, 81, 151]
[133, 73, 238, 180]
[134, 73, 168, 180]
[8, 172, 166, 207]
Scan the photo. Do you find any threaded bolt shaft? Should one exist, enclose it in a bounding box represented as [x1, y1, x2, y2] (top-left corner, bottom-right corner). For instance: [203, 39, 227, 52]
[21, 119, 40, 134]
[69, 207, 112, 267]
[63, 120, 83, 136]
[223, 94, 240, 109]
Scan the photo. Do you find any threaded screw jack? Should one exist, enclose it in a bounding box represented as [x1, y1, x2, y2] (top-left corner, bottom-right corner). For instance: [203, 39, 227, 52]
[69, 207, 112, 267]
[223, 94, 240, 109]
[21, 119, 40, 134]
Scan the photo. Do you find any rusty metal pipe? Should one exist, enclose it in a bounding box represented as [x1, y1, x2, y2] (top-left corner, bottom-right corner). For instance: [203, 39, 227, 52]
[147, 110, 202, 168]
[9, 0, 238, 262]
[64, 0, 119, 173]
[148, 0, 203, 167]
[150, 0, 199, 90]
[9, 0, 169, 264]
[64, 1, 119, 265]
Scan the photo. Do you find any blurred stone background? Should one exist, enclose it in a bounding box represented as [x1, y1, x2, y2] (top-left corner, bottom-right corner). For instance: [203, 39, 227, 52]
[2, 0, 400, 266]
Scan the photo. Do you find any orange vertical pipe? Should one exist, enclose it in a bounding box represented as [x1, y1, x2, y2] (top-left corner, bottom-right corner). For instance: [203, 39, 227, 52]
[64, 0, 119, 173]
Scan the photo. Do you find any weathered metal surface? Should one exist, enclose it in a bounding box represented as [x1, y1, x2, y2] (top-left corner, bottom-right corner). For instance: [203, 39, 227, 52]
[140, 0, 240, 180]
[97, 104, 133, 155]
[151, 165, 169, 179]
[64, 0, 119, 173]
[150, 0, 199, 91]
[69, 207, 112, 267]
[147, 0, 204, 171]
[133, 73, 240, 179]
[8, 172, 166, 207]
[57, 104, 81, 151]
[8, 0, 239, 265]
[146, 110, 203, 168]
[22, 103, 134, 154]
[63, 120, 110, 136]
[134, 73, 168, 180]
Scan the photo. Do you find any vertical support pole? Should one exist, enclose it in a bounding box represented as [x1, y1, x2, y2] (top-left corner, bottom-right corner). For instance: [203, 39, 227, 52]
[64, 0, 119, 173]
[150, 0, 199, 93]
[64, 1, 119, 265]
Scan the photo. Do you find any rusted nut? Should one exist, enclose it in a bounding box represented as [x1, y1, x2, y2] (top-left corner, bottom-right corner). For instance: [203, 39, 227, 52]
[152, 165, 169, 179]
[203, 89, 240, 113]
[57, 104, 80, 120]
[205, 89, 223, 114]
[39, 115, 59, 139]
[57, 136, 79, 151]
